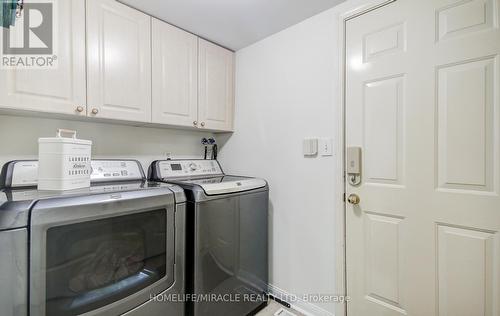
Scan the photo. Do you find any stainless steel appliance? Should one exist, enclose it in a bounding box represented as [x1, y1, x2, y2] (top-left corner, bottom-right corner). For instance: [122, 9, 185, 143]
[149, 159, 269, 316]
[0, 160, 186, 316]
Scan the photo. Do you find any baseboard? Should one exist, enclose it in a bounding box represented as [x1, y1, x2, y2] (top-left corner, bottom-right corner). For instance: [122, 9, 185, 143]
[267, 284, 335, 316]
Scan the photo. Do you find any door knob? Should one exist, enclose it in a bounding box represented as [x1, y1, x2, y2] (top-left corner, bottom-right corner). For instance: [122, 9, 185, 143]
[347, 194, 360, 205]
[91, 108, 99, 115]
[200, 122, 205, 127]
[193, 121, 198, 126]
[76, 106, 84, 113]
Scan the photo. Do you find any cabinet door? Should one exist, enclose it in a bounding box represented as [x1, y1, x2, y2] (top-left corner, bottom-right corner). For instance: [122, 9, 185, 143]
[152, 19, 198, 127]
[0, 0, 86, 116]
[87, 0, 151, 123]
[198, 39, 234, 131]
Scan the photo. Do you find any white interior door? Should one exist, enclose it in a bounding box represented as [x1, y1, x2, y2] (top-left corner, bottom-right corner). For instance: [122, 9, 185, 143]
[198, 38, 234, 131]
[0, 0, 86, 116]
[86, 0, 151, 123]
[152, 19, 198, 127]
[345, 0, 500, 315]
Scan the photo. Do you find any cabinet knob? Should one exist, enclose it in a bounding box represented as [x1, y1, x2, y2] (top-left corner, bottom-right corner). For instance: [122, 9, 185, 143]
[193, 121, 198, 126]
[76, 106, 84, 113]
[200, 122, 205, 127]
[91, 108, 99, 115]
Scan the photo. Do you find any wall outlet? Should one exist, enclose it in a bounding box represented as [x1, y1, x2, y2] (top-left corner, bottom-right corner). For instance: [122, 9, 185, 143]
[319, 138, 333, 156]
[206, 147, 213, 159]
[274, 308, 297, 316]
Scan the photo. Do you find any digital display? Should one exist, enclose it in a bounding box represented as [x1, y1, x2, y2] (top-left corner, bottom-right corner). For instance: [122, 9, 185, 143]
[170, 163, 182, 171]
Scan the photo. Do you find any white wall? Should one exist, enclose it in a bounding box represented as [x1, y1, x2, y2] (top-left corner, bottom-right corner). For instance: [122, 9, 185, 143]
[218, 1, 368, 315]
[0, 115, 211, 171]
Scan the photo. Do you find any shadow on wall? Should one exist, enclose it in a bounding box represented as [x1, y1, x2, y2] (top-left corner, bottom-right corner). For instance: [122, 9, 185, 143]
[0, 114, 213, 170]
[214, 132, 232, 150]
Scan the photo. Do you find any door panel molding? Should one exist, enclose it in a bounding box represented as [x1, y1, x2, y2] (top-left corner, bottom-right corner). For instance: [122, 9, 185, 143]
[345, 1, 500, 316]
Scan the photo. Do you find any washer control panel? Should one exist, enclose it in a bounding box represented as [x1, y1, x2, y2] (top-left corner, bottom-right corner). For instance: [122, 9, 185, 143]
[158, 160, 223, 179]
[91, 160, 144, 182]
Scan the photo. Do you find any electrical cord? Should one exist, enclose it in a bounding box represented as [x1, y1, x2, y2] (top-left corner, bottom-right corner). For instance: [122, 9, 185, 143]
[212, 144, 218, 160]
[201, 137, 217, 160]
[201, 138, 209, 159]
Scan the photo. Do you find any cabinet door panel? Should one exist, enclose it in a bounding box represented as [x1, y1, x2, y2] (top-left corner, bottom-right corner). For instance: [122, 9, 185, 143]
[0, 0, 86, 116]
[152, 19, 198, 127]
[87, 0, 151, 122]
[198, 39, 234, 131]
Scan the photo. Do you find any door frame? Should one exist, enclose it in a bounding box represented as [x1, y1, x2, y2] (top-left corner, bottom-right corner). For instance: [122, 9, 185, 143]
[334, 1, 397, 316]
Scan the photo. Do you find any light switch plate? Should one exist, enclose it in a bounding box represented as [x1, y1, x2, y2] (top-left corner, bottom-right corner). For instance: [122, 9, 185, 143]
[319, 138, 333, 156]
[303, 138, 318, 156]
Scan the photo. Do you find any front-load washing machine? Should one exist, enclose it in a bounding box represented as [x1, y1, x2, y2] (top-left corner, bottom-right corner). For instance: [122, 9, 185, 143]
[0, 159, 186, 316]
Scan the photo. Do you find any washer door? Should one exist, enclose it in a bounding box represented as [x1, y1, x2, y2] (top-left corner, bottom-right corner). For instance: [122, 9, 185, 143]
[29, 191, 175, 316]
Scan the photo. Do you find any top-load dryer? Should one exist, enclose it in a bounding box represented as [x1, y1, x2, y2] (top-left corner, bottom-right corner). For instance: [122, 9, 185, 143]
[149, 159, 269, 316]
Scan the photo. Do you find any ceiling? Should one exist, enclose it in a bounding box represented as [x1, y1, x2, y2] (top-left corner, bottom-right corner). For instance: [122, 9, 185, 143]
[119, 0, 346, 51]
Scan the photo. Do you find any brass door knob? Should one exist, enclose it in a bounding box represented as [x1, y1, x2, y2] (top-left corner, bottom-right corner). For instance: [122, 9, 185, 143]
[347, 194, 360, 205]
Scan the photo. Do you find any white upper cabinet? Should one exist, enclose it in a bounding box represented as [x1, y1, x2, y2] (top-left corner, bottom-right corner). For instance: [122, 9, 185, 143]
[198, 39, 235, 131]
[86, 0, 152, 123]
[0, 1, 235, 131]
[152, 19, 198, 127]
[0, 0, 86, 116]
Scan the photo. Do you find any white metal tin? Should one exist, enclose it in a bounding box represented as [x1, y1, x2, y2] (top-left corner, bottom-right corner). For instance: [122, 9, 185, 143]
[38, 129, 92, 191]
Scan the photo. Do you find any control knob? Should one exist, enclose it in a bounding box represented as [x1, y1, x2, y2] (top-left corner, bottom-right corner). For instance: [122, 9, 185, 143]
[189, 163, 197, 171]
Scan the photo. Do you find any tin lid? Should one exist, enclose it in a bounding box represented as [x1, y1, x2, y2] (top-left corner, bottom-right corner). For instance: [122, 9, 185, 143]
[38, 129, 92, 145]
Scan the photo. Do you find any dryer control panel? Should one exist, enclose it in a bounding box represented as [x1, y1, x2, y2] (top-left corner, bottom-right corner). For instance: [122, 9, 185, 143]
[91, 160, 144, 182]
[2, 160, 145, 189]
[158, 160, 223, 179]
